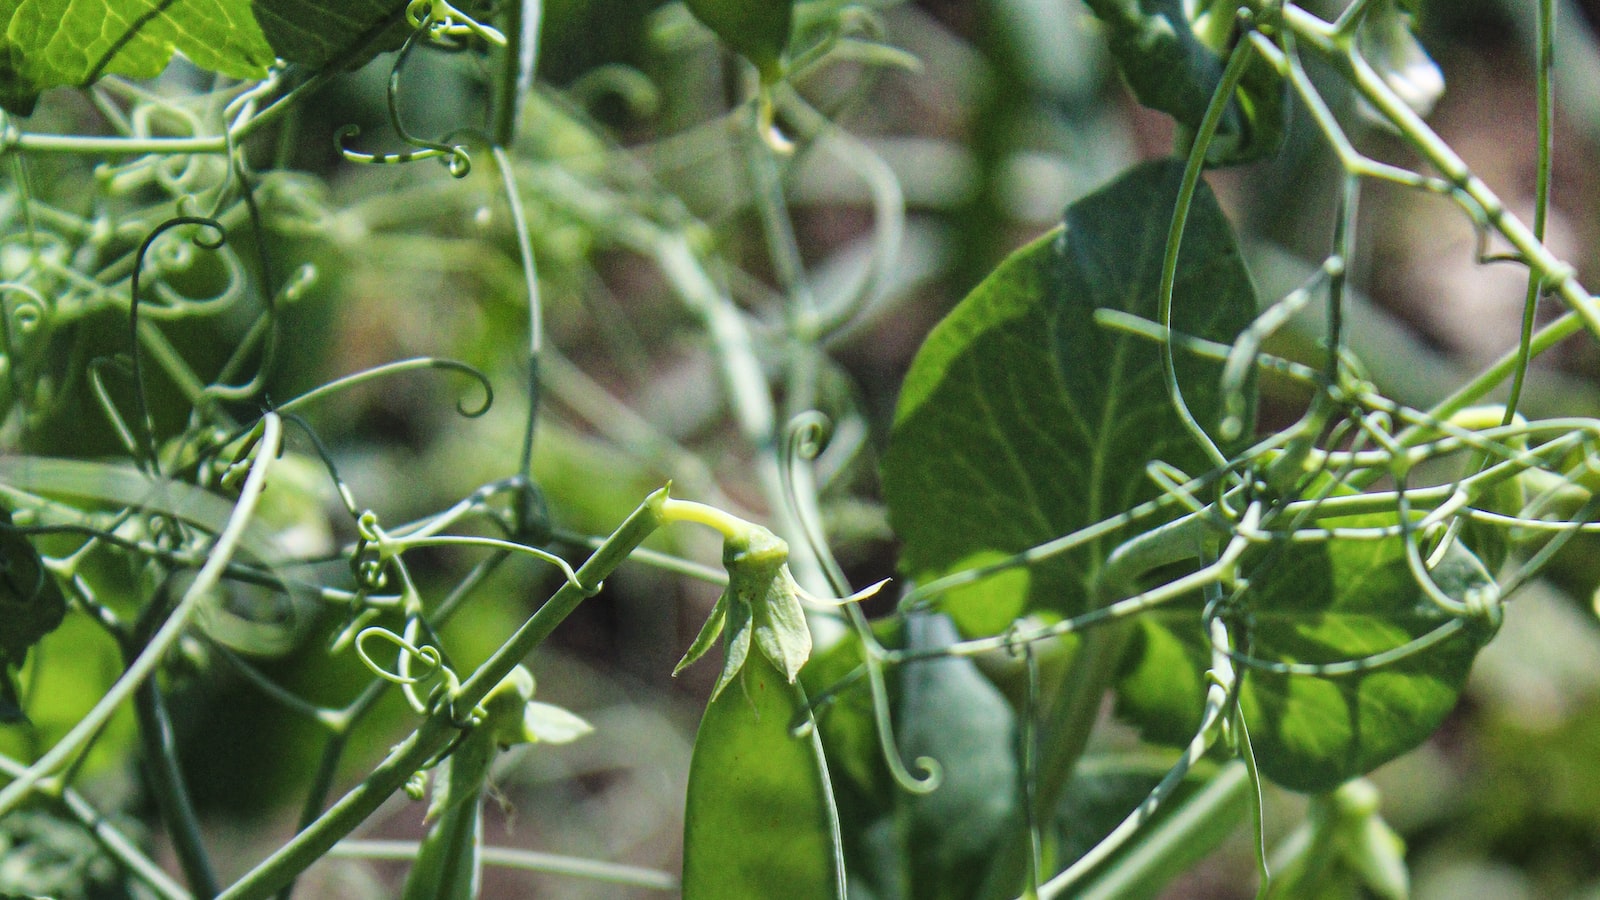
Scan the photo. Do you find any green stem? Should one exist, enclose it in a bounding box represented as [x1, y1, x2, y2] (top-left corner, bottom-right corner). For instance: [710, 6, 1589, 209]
[980, 514, 1219, 897]
[217, 487, 669, 900]
[133, 679, 219, 897]
[660, 497, 759, 542]
[274, 553, 512, 900]
[1036, 615, 1239, 898]
[1503, 0, 1555, 423]
[1160, 31, 1260, 470]
[330, 839, 677, 891]
[1073, 762, 1252, 900]
[1282, 5, 1599, 341]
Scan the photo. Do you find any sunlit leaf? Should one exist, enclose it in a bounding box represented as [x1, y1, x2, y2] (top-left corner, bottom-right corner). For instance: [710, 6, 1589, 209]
[0, 0, 273, 115]
[1118, 511, 1490, 792]
[0, 616, 136, 775]
[883, 158, 1257, 634]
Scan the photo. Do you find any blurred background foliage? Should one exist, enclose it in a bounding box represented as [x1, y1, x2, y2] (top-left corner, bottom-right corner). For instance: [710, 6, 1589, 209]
[8, 0, 1600, 897]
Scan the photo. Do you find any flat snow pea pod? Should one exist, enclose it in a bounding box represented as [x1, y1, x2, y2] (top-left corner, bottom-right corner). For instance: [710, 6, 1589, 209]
[685, 0, 794, 83]
[683, 650, 845, 897]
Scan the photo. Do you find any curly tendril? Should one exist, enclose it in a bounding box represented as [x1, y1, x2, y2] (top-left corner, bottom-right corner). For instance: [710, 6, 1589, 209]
[781, 411, 852, 598]
[334, 30, 473, 177]
[273, 357, 493, 419]
[129, 216, 226, 474]
[352, 625, 458, 718]
[406, 0, 506, 46]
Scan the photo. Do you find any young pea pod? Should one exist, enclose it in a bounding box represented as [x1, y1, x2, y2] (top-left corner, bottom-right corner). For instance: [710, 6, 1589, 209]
[685, 0, 795, 83]
[682, 650, 846, 897]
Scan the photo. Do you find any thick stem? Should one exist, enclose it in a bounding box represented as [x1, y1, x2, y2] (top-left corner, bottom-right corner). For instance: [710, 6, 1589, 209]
[1282, 5, 1600, 341]
[217, 488, 669, 900]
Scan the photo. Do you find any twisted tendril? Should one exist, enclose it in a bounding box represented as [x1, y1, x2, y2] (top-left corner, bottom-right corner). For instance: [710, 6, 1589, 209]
[129, 216, 227, 475]
[335, 29, 473, 177]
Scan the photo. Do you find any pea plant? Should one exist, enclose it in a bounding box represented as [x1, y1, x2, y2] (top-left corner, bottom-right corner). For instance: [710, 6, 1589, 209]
[0, 0, 1593, 897]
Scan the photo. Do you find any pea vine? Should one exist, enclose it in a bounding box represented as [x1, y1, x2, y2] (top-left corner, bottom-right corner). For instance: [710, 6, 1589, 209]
[0, 0, 1593, 898]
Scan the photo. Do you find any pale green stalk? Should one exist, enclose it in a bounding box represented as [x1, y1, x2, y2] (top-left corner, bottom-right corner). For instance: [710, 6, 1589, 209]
[1281, 5, 1600, 342]
[332, 840, 676, 890]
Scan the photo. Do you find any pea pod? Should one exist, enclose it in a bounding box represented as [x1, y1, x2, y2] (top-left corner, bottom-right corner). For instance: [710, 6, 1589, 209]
[682, 650, 845, 897]
[685, 0, 795, 83]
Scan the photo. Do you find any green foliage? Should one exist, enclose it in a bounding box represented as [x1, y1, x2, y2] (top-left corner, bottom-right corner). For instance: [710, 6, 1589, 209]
[883, 158, 1257, 634]
[1079, 0, 1286, 164]
[805, 614, 1019, 899]
[0, 808, 129, 899]
[0, 510, 65, 722]
[249, 0, 413, 68]
[0, 0, 273, 114]
[684, 0, 793, 82]
[0, 615, 136, 775]
[402, 666, 591, 900]
[0, 1, 1594, 898]
[1119, 510, 1490, 792]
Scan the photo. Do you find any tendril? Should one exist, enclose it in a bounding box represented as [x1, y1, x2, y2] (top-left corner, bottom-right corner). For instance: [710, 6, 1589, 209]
[334, 30, 473, 177]
[865, 650, 942, 794]
[194, 158, 282, 407]
[406, 0, 507, 46]
[272, 357, 493, 419]
[129, 216, 226, 475]
[782, 411, 852, 598]
[352, 625, 455, 716]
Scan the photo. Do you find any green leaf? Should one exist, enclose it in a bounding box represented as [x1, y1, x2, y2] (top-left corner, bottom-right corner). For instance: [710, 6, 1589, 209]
[1118, 511, 1490, 792]
[684, 0, 793, 82]
[1079, 0, 1286, 165]
[897, 614, 1017, 900]
[683, 650, 845, 899]
[882, 158, 1258, 635]
[0, 615, 137, 775]
[248, 0, 412, 69]
[0, 0, 274, 115]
